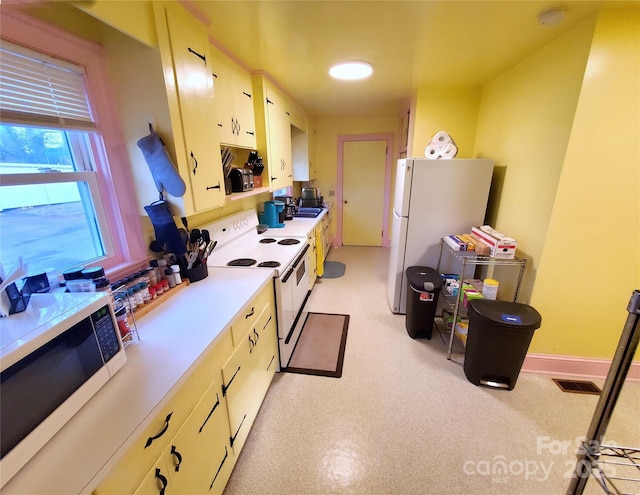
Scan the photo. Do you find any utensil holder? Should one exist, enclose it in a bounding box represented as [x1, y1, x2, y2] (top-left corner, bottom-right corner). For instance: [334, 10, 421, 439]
[185, 264, 208, 283]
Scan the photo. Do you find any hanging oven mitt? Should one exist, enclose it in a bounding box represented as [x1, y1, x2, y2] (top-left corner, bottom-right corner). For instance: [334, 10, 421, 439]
[144, 201, 186, 256]
[137, 131, 186, 198]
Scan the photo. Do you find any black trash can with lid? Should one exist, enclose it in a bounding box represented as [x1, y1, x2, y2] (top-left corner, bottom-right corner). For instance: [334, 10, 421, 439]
[405, 266, 442, 339]
[464, 300, 542, 390]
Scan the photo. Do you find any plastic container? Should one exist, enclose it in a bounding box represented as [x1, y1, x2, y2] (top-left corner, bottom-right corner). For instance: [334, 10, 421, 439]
[405, 266, 442, 339]
[482, 278, 499, 300]
[464, 300, 542, 390]
[171, 265, 182, 284]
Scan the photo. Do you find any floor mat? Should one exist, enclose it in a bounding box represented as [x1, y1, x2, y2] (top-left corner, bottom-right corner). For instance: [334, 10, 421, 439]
[284, 312, 349, 378]
[320, 261, 346, 279]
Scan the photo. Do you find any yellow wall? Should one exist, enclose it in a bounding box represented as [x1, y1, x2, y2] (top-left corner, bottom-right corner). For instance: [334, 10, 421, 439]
[530, 7, 640, 359]
[313, 116, 399, 202]
[473, 17, 595, 303]
[410, 87, 481, 159]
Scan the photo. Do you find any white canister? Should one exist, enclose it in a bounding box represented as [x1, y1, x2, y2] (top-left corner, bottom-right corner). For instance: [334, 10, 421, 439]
[171, 264, 182, 284]
[482, 278, 499, 300]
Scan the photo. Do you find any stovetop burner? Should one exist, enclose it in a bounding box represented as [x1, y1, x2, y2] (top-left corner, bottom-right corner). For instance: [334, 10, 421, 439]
[257, 261, 281, 268]
[227, 258, 257, 267]
[277, 238, 301, 245]
[259, 238, 277, 244]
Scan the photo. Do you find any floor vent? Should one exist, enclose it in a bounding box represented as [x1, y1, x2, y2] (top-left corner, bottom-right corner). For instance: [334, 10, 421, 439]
[552, 378, 602, 395]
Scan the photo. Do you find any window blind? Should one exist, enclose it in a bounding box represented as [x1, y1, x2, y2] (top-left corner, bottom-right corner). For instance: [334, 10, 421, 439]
[0, 40, 96, 131]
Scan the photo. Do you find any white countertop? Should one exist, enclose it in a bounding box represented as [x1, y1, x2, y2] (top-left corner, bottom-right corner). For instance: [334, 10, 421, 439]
[1, 268, 274, 495]
[263, 209, 328, 238]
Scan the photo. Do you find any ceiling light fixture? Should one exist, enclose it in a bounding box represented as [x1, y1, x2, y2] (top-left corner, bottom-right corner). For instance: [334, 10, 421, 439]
[329, 61, 373, 81]
[538, 7, 566, 26]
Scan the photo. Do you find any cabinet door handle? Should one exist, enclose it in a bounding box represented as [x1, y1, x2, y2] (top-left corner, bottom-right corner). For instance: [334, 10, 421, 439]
[242, 91, 252, 99]
[248, 335, 255, 353]
[263, 315, 272, 331]
[246, 131, 254, 136]
[253, 328, 259, 343]
[266, 97, 273, 105]
[229, 414, 247, 448]
[145, 412, 173, 448]
[199, 393, 220, 433]
[206, 181, 221, 191]
[170, 445, 183, 472]
[155, 468, 168, 495]
[245, 307, 255, 319]
[188, 47, 206, 65]
[209, 446, 229, 490]
[270, 176, 277, 182]
[221, 366, 241, 396]
[267, 355, 275, 371]
[190, 151, 198, 175]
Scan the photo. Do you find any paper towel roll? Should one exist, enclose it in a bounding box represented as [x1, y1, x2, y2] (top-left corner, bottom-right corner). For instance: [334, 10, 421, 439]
[425, 143, 440, 158]
[431, 130, 452, 146]
[440, 141, 458, 159]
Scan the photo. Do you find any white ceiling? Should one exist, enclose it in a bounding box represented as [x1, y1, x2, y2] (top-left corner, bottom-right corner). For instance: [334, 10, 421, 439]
[191, 0, 626, 118]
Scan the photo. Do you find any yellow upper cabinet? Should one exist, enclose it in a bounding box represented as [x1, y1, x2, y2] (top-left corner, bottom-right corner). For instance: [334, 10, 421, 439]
[74, 0, 157, 46]
[252, 75, 293, 191]
[154, 4, 226, 214]
[210, 47, 257, 149]
[288, 101, 316, 182]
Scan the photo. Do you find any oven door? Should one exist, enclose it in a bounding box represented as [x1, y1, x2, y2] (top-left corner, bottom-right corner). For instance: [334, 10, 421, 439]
[278, 245, 310, 367]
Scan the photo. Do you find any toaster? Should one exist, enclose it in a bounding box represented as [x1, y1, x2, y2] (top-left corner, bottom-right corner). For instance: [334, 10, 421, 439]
[230, 168, 254, 192]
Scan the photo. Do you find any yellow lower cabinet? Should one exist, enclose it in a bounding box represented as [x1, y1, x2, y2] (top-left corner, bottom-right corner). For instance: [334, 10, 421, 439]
[222, 304, 277, 456]
[132, 456, 173, 495]
[164, 380, 234, 494]
[131, 379, 233, 495]
[93, 368, 208, 494]
[229, 283, 272, 346]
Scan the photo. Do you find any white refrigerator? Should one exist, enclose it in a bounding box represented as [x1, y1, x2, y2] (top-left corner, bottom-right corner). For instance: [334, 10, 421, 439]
[386, 158, 494, 314]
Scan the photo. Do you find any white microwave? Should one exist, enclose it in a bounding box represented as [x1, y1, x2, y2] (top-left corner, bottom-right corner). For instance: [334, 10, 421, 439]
[0, 291, 127, 488]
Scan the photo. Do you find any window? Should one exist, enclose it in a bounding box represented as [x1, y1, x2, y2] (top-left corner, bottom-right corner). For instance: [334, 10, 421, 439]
[0, 12, 146, 279]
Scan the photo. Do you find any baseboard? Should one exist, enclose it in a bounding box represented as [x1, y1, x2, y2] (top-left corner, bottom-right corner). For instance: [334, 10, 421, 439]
[522, 353, 640, 382]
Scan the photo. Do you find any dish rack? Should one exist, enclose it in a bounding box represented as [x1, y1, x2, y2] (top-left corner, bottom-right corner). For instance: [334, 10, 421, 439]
[566, 289, 640, 495]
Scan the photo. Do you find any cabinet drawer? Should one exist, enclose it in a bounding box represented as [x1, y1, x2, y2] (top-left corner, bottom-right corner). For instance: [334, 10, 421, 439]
[94, 370, 206, 495]
[230, 283, 273, 345]
[131, 454, 172, 495]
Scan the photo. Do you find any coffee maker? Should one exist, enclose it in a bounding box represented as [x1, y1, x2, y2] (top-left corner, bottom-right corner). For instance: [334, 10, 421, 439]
[274, 196, 296, 220]
[258, 200, 285, 228]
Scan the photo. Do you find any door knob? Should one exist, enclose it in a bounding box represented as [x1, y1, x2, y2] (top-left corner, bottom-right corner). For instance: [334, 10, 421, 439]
[344, 200, 348, 204]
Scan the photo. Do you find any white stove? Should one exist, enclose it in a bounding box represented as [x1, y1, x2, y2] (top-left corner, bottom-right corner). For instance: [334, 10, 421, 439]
[203, 210, 310, 368]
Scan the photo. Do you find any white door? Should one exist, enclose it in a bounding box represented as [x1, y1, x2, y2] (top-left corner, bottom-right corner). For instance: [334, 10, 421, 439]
[342, 140, 387, 246]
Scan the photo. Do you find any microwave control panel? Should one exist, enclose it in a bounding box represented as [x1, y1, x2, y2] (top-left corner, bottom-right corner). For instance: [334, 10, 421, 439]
[91, 305, 121, 363]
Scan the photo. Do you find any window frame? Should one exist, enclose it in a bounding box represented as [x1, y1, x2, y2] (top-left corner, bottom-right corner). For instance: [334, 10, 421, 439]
[1, 8, 148, 280]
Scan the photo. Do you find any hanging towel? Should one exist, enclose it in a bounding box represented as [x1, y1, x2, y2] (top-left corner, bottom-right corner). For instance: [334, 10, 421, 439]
[315, 228, 324, 277]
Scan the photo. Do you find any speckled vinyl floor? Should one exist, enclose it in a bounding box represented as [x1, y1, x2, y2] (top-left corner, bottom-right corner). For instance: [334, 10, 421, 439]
[223, 247, 640, 495]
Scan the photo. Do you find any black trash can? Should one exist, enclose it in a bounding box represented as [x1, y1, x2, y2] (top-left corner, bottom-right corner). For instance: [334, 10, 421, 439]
[464, 300, 542, 390]
[405, 266, 442, 339]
